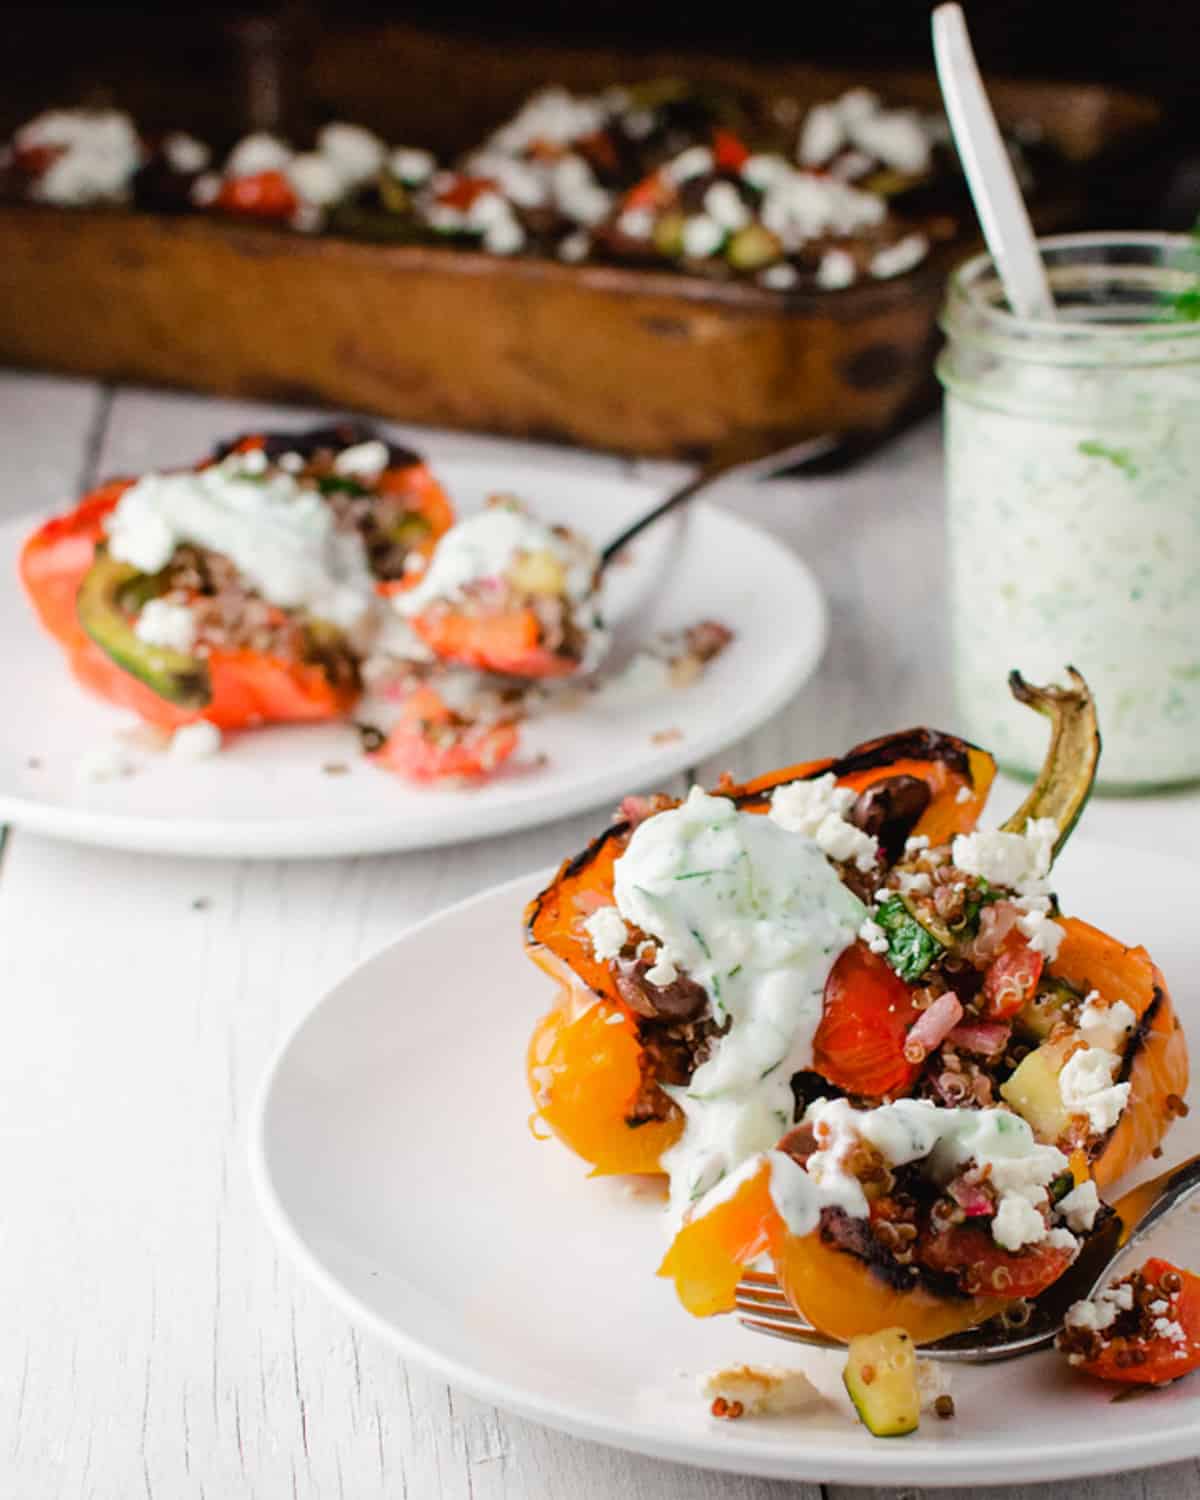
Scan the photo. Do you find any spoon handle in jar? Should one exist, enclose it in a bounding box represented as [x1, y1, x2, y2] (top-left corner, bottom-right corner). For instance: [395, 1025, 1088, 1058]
[932, 4, 1056, 322]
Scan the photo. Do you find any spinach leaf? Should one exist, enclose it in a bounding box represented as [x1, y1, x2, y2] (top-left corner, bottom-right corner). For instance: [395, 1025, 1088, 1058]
[875, 895, 944, 983]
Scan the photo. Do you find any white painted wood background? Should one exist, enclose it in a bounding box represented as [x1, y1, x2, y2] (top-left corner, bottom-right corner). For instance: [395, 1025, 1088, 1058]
[1, 368, 1197, 1500]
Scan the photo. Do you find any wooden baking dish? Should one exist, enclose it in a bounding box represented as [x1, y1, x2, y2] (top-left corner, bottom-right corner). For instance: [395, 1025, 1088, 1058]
[0, 26, 1162, 458]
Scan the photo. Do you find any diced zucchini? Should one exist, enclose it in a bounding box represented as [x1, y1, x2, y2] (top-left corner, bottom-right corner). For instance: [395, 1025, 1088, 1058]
[843, 1328, 920, 1437]
[509, 549, 567, 596]
[999, 1038, 1071, 1142]
[653, 211, 686, 258]
[77, 550, 211, 709]
[1016, 980, 1078, 1042]
[726, 224, 783, 271]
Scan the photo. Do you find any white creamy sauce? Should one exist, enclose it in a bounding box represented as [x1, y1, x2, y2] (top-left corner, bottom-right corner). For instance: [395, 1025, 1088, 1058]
[104, 452, 376, 629]
[394, 505, 597, 616]
[609, 787, 864, 1221]
[943, 351, 1200, 785]
[796, 1097, 1074, 1253]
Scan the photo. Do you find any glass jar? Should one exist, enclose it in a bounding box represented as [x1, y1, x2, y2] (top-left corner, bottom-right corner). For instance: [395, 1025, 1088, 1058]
[938, 232, 1200, 790]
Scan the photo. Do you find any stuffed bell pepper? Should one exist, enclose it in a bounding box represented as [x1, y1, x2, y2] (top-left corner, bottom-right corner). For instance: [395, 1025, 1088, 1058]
[524, 671, 1190, 1342]
[21, 422, 454, 735]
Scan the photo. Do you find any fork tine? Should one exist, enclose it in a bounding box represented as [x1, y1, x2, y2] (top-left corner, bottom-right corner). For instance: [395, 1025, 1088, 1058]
[737, 1315, 840, 1350]
[733, 1283, 792, 1313]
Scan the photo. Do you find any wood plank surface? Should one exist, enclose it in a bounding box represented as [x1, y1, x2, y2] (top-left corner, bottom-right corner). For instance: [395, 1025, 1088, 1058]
[0, 375, 1195, 1499]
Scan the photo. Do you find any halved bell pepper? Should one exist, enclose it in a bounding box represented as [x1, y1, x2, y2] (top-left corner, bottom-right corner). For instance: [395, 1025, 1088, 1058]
[1047, 917, 1188, 1191]
[19, 432, 447, 731]
[523, 727, 996, 1175]
[656, 1155, 1015, 1341]
[370, 685, 519, 783]
[410, 607, 581, 679]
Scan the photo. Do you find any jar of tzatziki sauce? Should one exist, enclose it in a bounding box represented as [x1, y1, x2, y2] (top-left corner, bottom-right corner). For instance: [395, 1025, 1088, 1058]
[938, 233, 1200, 789]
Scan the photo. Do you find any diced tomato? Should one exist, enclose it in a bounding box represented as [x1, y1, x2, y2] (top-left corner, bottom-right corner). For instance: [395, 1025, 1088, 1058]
[621, 170, 672, 213]
[712, 128, 750, 172]
[215, 170, 298, 220]
[1073, 1259, 1200, 1386]
[919, 1223, 1075, 1300]
[982, 935, 1044, 1020]
[371, 686, 519, 783]
[435, 175, 497, 212]
[812, 942, 922, 1098]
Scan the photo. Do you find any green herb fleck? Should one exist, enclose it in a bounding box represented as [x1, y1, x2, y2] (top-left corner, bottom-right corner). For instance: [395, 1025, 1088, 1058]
[690, 926, 712, 960]
[318, 474, 369, 497]
[727, 964, 742, 978]
[1078, 440, 1138, 478]
[674, 870, 719, 881]
[876, 895, 944, 982]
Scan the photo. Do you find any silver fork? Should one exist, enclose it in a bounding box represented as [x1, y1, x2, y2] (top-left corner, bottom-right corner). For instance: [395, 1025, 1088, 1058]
[735, 1152, 1200, 1363]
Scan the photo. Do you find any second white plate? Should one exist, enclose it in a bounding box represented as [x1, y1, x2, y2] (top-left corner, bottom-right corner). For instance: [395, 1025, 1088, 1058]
[0, 463, 825, 858]
[252, 840, 1200, 1487]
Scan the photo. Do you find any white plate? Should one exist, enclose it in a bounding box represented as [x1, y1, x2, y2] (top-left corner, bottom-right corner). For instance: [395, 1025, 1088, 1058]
[251, 839, 1200, 1487]
[0, 463, 824, 858]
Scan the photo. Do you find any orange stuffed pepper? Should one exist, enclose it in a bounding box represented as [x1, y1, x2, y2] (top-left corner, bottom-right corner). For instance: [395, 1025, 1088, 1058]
[523, 672, 1189, 1343]
[21, 422, 454, 735]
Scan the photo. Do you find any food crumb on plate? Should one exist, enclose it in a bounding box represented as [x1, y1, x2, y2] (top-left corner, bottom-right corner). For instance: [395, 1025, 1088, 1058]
[169, 721, 222, 760]
[76, 739, 138, 783]
[322, 761, 350, 776]
[699, 1364, 824, 1419]
[651, 727, 683, 745]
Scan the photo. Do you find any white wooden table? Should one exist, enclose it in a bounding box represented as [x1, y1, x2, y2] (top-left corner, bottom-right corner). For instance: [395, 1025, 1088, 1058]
[1, 368, 1197, 1500]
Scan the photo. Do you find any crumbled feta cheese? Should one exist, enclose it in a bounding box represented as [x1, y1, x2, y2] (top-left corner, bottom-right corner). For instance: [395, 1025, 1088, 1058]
[333, 440, 389, 479]
[76, 740, 138, 783]
[550, 154, 610, 225]
[992, 1192, 1049, 1252]
[277, 452, 305, 473]
[169, 722, 222, 760]
[163, 132, 210, 175]
[896, 870, 932, 896]
[798, 102, 844, 166]
[815, 248, 857, 290]
[905, 835, 930, 854]
[617, 207, 655, 240]
[740, 154, 790, 191]
[317, 122, 385, 188]
[1078, 995, 1137, 1048]
[859, 917, 889, 954]
[190, 172, 221, 206]
[699, 1364, 823, 1417]
[389, 146, 435, 185]
[134, 599, 197, 653]
[1016, 906, 1065, 960]
[681, 215, 725, 259]
[869, 233, 930, 280]
[851, 111, 929, 175]
[557, 230, 590, 262]
[1059, 1047, 1131, 1135]
[666, 146, 714, 183]
[286, 152, 342, 207]
[759, 263, 798, 291]
[769, 775, 879, 872]
[760, 172, 885, 249]
[644, 948, 679, 987]
[956, 784, 972, 804]
[703, 181, 750, 231]
[1056, 1179, 1101, 1233]
[624, 108, 656, 140]
[17, 108, 142, 205]
[225, 132, 292, 179]
[951, 818, 1057, 893]
[1154, 1318, 1187, 1344]
[487, 87, 612, 155]
[583, 906, 628, 962]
